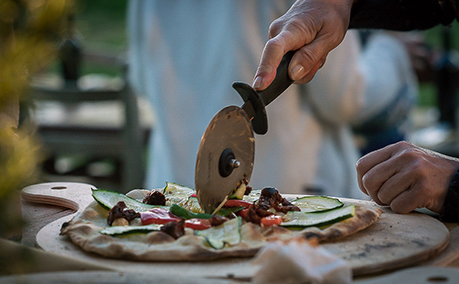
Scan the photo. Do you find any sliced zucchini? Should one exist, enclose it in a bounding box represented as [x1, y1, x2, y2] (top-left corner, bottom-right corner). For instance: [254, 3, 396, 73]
[101, 224, 162, 236]
[163, 182, 195, 206]
[196, 217, 241, 249]
[229, 183, 246, 200]
[92, 188, 167, 212]
[292, 196, 343, 213]
[183, 196, 204, 213]
[281, 204, 355, 228]
[215, 206, 244, 217]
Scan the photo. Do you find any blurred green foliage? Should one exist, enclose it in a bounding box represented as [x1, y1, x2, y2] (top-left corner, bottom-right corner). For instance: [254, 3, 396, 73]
[75, 0, 127, 54]
[0, 0, 73, 239]
[44, 0, 127, 77]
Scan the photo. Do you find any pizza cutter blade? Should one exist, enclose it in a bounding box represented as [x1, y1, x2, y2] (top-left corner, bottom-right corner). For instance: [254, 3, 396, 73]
[195, 106, 254, 214]
[195, 51, 295, 214]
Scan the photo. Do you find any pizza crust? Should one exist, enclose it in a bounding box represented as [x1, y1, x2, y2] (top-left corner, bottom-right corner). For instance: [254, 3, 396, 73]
[60, 190, 382, 261]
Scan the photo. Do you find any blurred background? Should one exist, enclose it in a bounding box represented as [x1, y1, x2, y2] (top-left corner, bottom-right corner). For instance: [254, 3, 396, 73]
[28, 0, 153, 193]
[13, 0, 459, 192]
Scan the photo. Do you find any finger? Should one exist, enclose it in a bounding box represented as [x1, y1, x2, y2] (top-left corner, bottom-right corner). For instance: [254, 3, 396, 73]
[252, 39, 284, 90]
[287, 38, 331, 82]
[360, 161, 400, 206]
[293, 55, 327, 85]
[253, 28, 317, 90]
[377, 169, 414, 206]
[389, 186, 421, 214]
[356, 146, 394, 195]
[356, 142, 411, 195]
[292, 60, 322, 84]
[268, 16, 283, 39]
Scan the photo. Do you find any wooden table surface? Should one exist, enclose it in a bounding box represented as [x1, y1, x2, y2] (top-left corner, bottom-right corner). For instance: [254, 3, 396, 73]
[12, 190, 459, 283]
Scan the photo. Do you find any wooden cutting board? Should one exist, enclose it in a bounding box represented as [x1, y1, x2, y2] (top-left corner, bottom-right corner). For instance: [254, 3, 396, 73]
[22, 182, 450, 279]
[3, 267, 459, 284]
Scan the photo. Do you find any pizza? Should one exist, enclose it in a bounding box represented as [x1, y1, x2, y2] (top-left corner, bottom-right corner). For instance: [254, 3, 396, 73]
[60, 182, 382, 261]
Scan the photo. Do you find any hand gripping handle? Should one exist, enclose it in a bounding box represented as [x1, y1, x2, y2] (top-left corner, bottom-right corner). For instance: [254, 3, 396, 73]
[232, 50, 295, 135]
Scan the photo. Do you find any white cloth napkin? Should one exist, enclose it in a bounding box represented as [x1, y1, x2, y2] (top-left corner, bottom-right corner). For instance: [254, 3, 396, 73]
[251, 239, 352, 284]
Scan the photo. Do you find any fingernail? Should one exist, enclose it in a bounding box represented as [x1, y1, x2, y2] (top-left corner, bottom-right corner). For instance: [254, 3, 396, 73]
[290, 64, 304, 80]
[252, 76, 263, 89]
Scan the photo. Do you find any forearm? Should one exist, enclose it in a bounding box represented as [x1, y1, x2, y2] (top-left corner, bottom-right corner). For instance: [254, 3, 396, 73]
[350, 0, 458, 30]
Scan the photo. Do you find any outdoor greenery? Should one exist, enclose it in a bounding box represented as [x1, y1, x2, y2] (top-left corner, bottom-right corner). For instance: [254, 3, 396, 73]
[0, 0, 74, 239]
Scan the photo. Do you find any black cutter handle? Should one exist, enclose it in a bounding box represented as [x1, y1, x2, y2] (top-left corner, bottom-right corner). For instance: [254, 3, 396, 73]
[258, 50, 295, 106]
[232, 50, 296, 135]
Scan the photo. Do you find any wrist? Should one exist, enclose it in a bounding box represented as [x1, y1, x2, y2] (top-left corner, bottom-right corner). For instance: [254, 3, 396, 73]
[440, 168, 459, 222]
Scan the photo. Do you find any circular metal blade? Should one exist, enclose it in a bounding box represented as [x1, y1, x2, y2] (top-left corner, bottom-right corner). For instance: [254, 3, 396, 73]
[195, 106, 254, 213]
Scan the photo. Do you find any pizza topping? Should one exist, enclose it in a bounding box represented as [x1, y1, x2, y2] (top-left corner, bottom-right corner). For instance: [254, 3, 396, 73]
[195, 217, 242, 249]
[112, 218, 129, 226]
[281, 204, 356, 228]
[245, 203, 273, 224]
[259, 187, 300, 213]
[230, 182, 247, 200]
[107, 201, 141, 226]
[229, 178, 253, 200]
[169, 204, 213, 220]
[184, 218, 212, 230]
[209, 215, 228, 226]
[141, 208, 181, 225]
[291, 196, 344, 212]
[163, 182, 195, 206]
[142, 190, 166, 206]
[236, 208, 249, 218]
[160, 219, 186, 239]
[93, 188, 161, 212]
[245, 185, 253, 195]
[260, 215, 283, 227]
[239, 188, 300, 225]
[242, 177, 253, 195]
[224, 199, 252, 208]
[100, 223, 162, 236]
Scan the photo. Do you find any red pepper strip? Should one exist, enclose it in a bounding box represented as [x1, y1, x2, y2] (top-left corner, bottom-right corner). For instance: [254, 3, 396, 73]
[190, 193, 197, 198]
[141, 208, 180, 225]
[185, 218, 211, 230]
[141, 208, 212, 230]
[225, 199, 252, 208]
[260, 215, 283, 226]
[237, 208, 249, 218]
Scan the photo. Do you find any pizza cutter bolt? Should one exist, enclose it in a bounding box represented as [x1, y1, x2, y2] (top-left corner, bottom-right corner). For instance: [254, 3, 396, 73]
[219, 148, 240, 178]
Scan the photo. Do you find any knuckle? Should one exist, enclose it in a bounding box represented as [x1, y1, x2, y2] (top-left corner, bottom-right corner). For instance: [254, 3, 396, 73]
[361, 174, 375, 194]
[393, 141, 415, 152]
[295, 47, 319, 65]
[388, 141, 412, 153]
[398, 147, 422, 162]
[265, 37, 285, 51]
[390, 187, 421, 214]
[355, 157, 367, 172]
[377, 191, 390, 205]
[268, 18, 283, 38]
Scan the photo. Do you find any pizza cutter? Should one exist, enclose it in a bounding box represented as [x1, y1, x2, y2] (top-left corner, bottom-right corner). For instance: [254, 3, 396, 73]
[195, 51, 295, 213]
